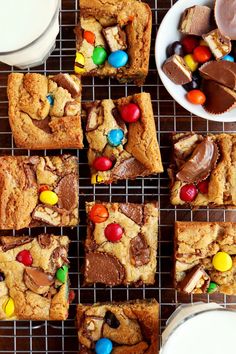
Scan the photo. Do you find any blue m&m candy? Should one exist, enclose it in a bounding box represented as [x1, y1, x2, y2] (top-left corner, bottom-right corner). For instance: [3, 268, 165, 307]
[46, 94, 54, 106]
[107, 128, 124, 147]
[95, 338, 113, 354]
[108, 50, 128, 68]
[222, 55, 234, 62]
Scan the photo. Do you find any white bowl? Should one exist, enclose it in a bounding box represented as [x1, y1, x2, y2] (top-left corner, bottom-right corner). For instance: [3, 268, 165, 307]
[155, 0, 236, 123]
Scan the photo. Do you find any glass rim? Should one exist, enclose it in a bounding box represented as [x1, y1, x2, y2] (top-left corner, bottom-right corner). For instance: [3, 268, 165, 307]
[0, 0, 60, 55]
[160, 307, 236, 353]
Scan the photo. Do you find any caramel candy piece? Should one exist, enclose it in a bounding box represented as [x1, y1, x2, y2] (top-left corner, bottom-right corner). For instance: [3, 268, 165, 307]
[215, 0, 236, 40]
[85, 252, 125, 286]
[162, 54, 192, 85]
[176, 138, 219, 183]
[178, 265, 210, 294]
[179, 5, 212, 36]
[203, 29, 231, 60]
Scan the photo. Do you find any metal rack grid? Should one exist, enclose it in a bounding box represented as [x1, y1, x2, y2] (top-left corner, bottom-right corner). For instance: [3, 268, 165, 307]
[0, 0, 236, 352]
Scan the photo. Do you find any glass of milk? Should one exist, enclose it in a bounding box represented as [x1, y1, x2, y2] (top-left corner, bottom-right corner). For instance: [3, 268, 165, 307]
[161, 302, 236, 354]
[0, 0, 60, 68]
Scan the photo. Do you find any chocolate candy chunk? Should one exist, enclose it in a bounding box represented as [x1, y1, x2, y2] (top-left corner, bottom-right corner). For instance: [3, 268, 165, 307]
[203, 29, 231, 60]
[103, 25, 127, 52]
[51, 73, 80, 98]
[130, 234, 151, 267]
[32, 205, 62, 226]
[199, 61, 236, 90]
[52, 246, 69, 268]
[203, 80, 236, 114]
[24, 268, 54, 294]
[215, 0, 236, 40]
[0, 236, 32, 252]
[179, 5, 212, 36]
[162, 54, 192, 85]
[176, 138, 219, 183]
[178, 265, 210, 294]
[38, 234, 52, 249]
[0, 272, 5, 282]
[86, 103, 103, 132]
[85, 252, 125, 286]
[112, 157, 148, 180]
[104, 311, 120, 328]
[56, 174, 78, 211]
[32, 116, 52, 134]
[119, 203, 143, 225]
[174, 133, 200, 161]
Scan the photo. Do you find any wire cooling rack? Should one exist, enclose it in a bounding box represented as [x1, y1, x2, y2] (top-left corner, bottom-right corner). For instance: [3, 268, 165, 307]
[0, 0, 236, 352]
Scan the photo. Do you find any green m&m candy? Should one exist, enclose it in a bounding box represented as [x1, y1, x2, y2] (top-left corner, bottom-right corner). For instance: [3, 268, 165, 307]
[92, 46, 107, 65]
[207, 282, 218, 294]
[56, 265, 69, 283]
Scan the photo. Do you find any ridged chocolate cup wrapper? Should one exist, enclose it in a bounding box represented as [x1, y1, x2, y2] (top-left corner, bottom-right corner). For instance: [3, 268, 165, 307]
[176, 137, 219, 184]
[199, 61, 236, 90]
[203, 80, 236, 115]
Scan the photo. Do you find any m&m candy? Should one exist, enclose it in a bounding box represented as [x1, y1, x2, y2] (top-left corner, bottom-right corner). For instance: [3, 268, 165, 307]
[212, 252, 233, 272]
[180, 184, 198, 202]
[46, 94, 54, 106]
[95, 338, 113, 354]
[107, 128, 124, 147]
[186, 90, 206, 105]
[105, 223, 123, 242]
[3, 297, 15, 318]
[92, 46, 107, 65]
[0, 272, 5, 282]
[167, 41, 184, 57]
[89, 204, 109, 223]
[108, 50, 128, 68]
[84, 30, 95, 45]
[207, 282, 218, 294]
[197, 180, 209, 194]
[93, 156, 112, 171]
[193, 46, 212, 63]
[74, 52, 85, 74]
[184, 54, 198, 72]
[183, 72, 202, 92]
[120, 103, 140, 123]
[56, 265, 69, 283]
[181, 36, 199, 54]
[16, 250, 33, 267]
[91, 174, 104, 184]
[39, 190, 58, 206]
[222, 54, 234, 62]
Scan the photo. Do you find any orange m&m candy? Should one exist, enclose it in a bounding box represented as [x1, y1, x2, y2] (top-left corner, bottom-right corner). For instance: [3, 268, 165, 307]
[84, 30, 95, 45]
[89, 204, 109, 223]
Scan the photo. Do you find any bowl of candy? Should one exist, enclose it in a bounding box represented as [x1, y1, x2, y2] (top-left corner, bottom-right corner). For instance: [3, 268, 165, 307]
[155, 0, 236, 122]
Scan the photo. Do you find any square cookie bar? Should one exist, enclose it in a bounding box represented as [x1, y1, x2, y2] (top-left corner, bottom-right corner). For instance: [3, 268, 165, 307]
[0, 155, 78, 230]
[175, 222, 236, 295]
[168, 132, 236, 207]
[84, 201, 158, 286]
[84, 92, 163, 184]
[7, 73, 83, 149]
[74, 0, 152, 86]
[0, 234, 70, 320]
[76, 299, 159, 354]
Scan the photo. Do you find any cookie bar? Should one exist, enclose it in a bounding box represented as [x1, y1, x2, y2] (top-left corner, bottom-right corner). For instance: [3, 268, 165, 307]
[84, 201, 158, 286]
[7, 73, 83, 149]
[84, 92, 163, 184]
[175, 221, 236, 295]
[0, 155, 79, 230]
[0, 234, 70, 320]
[168, 132, 236, 207]
[76, 299, 159, 353]
[74, 0, 152, 86]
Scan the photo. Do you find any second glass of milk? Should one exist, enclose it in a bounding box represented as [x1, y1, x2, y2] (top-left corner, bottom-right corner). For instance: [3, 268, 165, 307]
[161, 302, 236, 354]
[0, 0, 60, 68]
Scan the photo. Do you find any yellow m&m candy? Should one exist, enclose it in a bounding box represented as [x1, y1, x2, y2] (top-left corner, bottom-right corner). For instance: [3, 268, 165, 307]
[184, 54, 198, 72]
[212, 252, 233, 272]
[74, 52, 85, 74]
[91, 174, 104, 185]
[3, 297, 15, 318]
[39, 190, 58, 206]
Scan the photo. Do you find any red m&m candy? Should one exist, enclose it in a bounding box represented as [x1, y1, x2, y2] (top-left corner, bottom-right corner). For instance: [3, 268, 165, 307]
[93, 156, 112, 171]
[120, 103, 140, 123]
[181, 36, 199, 54]
[16, 250, 33, 266]
[89, 204, 109, 223]
[197, 180, 209, 194]
[193, 46, 212, 63]
[105, 223, 123, 242]
[180, 184, 198, 202]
